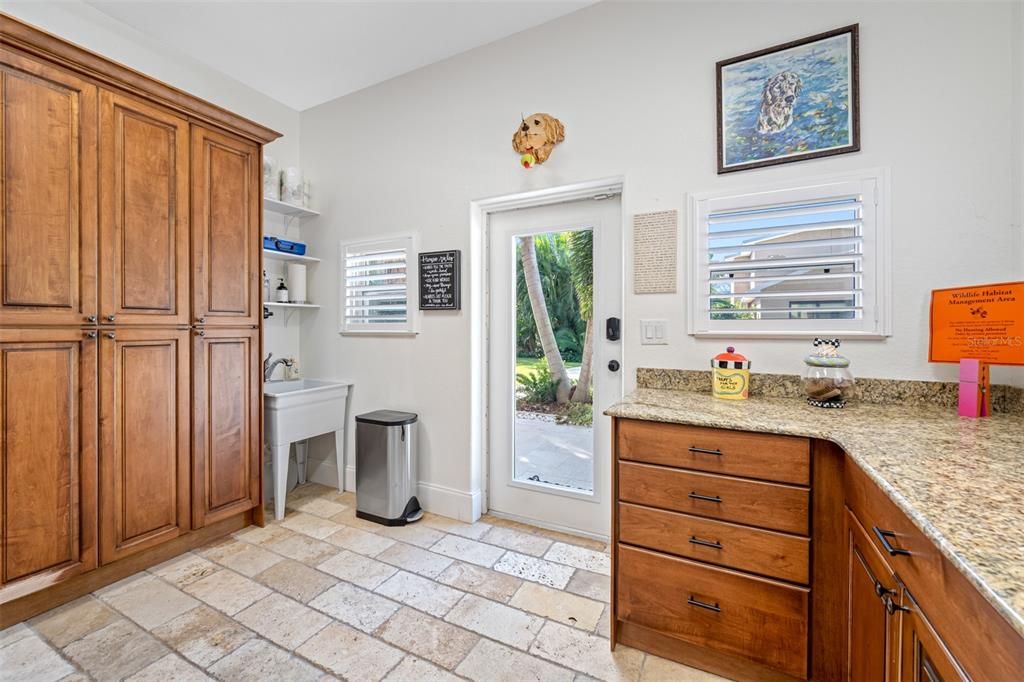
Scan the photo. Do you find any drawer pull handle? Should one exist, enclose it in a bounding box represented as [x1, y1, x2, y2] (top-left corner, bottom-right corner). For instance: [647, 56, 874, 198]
[687, 596, 721, 613]
[688, 492, 722, 504]
[688, 446, 722, 456]
[872, 526, 911, 556]
[884, 594, 910, 615]
[689, 536, 723, 550]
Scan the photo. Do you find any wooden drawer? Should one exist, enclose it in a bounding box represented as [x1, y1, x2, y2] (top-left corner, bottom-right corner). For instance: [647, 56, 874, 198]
[619, 502, 809, 584]
[845, 461, 1024, 678]
[618, 419, 810, 485]
[618, 461, 809, 535]
[617, 544, 809, 678]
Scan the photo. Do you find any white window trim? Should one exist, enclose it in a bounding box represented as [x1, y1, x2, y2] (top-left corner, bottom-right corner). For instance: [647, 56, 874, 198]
[339, 234, 419, 336]
[686, 168, 891, 339]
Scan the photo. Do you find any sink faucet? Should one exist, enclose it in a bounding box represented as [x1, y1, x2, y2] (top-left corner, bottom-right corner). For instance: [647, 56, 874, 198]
[264, 353, 294, 382]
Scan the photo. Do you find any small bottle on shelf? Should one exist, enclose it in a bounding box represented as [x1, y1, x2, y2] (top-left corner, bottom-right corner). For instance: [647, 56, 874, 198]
[275, 278, 289, 303]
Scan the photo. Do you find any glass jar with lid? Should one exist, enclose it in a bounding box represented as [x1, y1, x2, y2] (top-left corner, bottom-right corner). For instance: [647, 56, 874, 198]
[802, 338, 855, 408]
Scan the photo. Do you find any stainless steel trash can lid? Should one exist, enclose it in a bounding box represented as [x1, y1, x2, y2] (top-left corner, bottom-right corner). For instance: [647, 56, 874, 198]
[355, 410, 418, 426]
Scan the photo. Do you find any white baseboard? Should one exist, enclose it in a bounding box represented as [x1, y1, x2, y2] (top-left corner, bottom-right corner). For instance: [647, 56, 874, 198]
[307, 458, 343, 490]
[334, 464, 481, 522]
[485, 509, 609, 543]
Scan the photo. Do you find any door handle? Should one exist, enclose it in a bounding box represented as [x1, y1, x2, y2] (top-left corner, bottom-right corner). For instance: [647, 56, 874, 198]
[105, 332, 116, 339]
[606, 317, 620, 341]
[84, 331, 97, 339]
[872, 527, 911, 556]
[105, 315, 116, 322]
[608, 360, 620, 372]
[85, 315, 97, 323]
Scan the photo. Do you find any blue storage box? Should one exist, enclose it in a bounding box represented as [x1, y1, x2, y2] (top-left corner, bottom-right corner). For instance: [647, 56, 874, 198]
[264, 236, 307, 256]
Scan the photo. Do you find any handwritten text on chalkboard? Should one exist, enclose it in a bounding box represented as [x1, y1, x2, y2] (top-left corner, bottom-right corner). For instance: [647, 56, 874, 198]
[419, 250, 461, 310]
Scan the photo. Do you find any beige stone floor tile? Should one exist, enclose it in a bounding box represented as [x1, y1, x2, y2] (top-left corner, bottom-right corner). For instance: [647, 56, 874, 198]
[374, 571, 463, 618]
[296, 623, 404, 682]
[325, 526, 396, 557]
[124, 653, 211, 681]
[374, 607, 478, 670]
[200, 538, 284, 577]
[150, 552, 220, 588]
[152, 605, 253, 668]
[265, 532, 340, 566]
[384, 655, 461, 682]
[596, 604, 611, 638]
[234, 593, 331, 650]
[183, 569, 271, 616]
[435, 561, 523, 603]
[330, 506, 384, 531]
[231, 522, 294, 546]
[529, 527, 608, 553]
[373, 522, 446, 549]
[255, 558, 338, 603]
[29, 595, 120, 648]
[280, 511, 345, 539]
[510, 582, 604, 630]
[545, 542, 611, 576]
[96, 573, 200, 630]
[421, 514, 492, 539]
[57, 674, 90, 682]
[289, 495, 348, 518]
[430, 534, 505, 567]
[443, 594, 543, 650]
[207, 638, 322, 682]
[0, 632, 76, 682]
[493, 551, 575, 589]
[375, 542, 454, 579]
[317, 549, 397, 590]
[309, 582, 400, 633]
[529, 621, 644, 681]
[455, 638, 574, 682]
[640, 654, 729, 681]
[63, 620, 168, 680]
[566, 569, 610, 603]
[0, 622, 33, 649]
[481, 526, 554, 557]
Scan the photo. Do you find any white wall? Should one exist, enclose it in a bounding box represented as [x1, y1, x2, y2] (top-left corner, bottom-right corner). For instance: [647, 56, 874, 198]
[299, 1, 1024, 520]
[5, 1, 305, 365]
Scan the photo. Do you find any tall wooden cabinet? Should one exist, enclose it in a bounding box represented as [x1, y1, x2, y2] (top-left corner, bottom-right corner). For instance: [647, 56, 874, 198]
[0, 13, 279, 622]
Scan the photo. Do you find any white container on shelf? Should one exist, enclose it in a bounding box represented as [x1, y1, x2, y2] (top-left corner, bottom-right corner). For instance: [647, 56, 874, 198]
[282, 167, 304, 206]
[287, 263, 308, 304]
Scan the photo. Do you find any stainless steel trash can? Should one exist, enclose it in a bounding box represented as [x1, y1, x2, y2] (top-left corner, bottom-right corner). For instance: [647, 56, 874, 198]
[355, 410, 422, 526]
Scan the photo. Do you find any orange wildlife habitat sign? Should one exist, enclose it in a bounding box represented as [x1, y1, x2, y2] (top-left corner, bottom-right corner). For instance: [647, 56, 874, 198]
[929, 282, 1024, 365]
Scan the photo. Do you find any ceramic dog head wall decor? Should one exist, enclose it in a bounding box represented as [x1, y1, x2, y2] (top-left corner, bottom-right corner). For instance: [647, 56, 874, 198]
[512, 113, 565, 168]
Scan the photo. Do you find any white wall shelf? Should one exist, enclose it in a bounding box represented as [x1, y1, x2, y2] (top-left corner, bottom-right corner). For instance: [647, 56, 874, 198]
[263, 248, 320, 264]
[264, 197, 320, 218]
[263, 301, 320, 308]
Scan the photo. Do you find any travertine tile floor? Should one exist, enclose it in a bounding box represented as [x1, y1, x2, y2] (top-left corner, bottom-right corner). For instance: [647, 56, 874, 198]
[0, 483, 726, 682]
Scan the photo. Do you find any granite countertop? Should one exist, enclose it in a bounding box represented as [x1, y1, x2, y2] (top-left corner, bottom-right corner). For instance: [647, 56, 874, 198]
[606, 387, 1024, 637]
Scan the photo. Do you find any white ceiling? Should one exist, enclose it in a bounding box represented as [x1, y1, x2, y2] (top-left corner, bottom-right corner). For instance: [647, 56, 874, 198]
[85, 1, 593, 111]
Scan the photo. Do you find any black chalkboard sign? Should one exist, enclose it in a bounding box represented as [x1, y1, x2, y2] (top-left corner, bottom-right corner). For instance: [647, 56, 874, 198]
[418, 250, 461, 310]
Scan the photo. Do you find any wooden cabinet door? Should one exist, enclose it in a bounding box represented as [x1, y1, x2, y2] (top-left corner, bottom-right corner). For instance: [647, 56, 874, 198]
[192, 327, 261, 527]
[0, 329, 97, 601]
[99, 90, 189, 326]
[898, 589, 968, 682]
[0, 48, 98, 327]
[191, 125, 260, 327]
[847, 509, 899, 682]
[99, 328, 189, 564]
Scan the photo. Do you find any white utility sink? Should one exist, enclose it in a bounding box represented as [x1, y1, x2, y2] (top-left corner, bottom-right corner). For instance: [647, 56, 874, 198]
[264, 378, 352, 520]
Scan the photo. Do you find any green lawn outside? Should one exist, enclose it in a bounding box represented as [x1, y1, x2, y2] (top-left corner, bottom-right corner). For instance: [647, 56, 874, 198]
[516, 355, 580, 381]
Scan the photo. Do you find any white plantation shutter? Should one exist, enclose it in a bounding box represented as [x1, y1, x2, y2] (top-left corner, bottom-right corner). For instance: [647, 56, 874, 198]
[689, 172, 889, 337]
[341, 237, 416, 334]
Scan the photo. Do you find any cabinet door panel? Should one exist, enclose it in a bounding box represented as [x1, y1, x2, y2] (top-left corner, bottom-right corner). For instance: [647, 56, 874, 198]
[99, 329, 189, 564]
[0, 329, 97, 601]
[0, 48, 97, 326]
[847, 509, 899, 682]
[99, 91, 189, 325]
[192, 126, 260, 326]
[192, 327, 261, 527]
[899, 589, 968, 682]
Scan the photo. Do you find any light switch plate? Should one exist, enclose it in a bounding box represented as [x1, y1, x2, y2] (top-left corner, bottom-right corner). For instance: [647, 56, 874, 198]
[640, 319, 668, 345]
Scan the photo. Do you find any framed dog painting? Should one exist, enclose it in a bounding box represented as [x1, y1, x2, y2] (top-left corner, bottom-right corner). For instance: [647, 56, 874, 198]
[717, 24, 859, 173]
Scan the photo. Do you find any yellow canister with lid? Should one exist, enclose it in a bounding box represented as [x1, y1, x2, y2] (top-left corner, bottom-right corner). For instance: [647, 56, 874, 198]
[711, 346, 750, 400]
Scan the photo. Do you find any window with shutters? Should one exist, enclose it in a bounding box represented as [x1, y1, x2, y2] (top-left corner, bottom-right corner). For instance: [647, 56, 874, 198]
[688, 170, 890, 337]
[341, 236, 417, 334]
